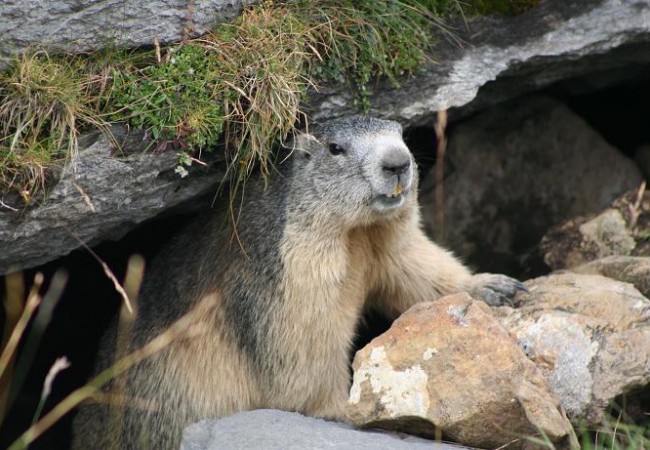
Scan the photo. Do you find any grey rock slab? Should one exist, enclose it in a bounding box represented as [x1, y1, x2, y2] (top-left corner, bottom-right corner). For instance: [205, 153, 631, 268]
[0, 127, 225, 274]
[0, 0, 250, 68]
[3, 0, 650, 274]
[180, 409, 473, 450]
[308, 0, 650, 125]
[4, 0, 648, 121]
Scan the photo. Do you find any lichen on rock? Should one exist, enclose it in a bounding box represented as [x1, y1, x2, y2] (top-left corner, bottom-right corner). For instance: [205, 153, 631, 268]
[347, 293, 576, 450]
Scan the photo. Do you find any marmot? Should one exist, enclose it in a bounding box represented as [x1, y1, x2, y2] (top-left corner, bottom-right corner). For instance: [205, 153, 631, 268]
[72, 116, 524, 449]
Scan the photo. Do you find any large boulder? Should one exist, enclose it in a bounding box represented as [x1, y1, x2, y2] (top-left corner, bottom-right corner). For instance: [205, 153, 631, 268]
[0, 127, 225, 274]
[497, 272, 650, 425]
[420, 95, 642, 275]
[4, 0, 650, 274]
[4, 0, 650, 114]
[0, 0, 248, 69]
[346, 293, 576, 450]
[309, 0, 650, 123]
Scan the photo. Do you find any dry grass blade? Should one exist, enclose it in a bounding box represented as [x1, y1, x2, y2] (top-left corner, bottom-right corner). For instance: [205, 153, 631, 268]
[1, 272, 25, 355]
[5, 270, 68, 413]
[65, 227, 134, 313]
[98, 259, 134, 314]
[109, 254, 145, 448]
[1, 271, 26, 423]
[0, 273, 43, 376]
[0, 50, 111, 200]
[628, 180, 646, 230]
[434, 109, 448, 243]
[0, 273, 43, 424]
[30, 357, 71, 427]
[0, 198, 19, 211]
[8, 296, 212, 450]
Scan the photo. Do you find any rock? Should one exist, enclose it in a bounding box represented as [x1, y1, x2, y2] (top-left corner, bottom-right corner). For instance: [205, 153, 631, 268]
[541, 186, 650, 271]
[180, 409, 467, 450]
[0, 127, 225, 275]
[346, 293, 576, 450]
[541, 210, 636, 270]
[419, 95, 642, 275]
[309, 0, 650, 124]
[573, 256, 650, 299]
[0, 1, 248, 68]
[4, 0, 649, 122]
[4, 0, 650, 274]
[497, 272, 650, 425]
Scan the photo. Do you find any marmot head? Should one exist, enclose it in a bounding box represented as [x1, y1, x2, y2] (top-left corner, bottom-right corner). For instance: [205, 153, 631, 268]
[288, 116, 417, 228]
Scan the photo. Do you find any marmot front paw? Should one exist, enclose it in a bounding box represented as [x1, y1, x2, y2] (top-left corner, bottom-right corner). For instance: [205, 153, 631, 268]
[465, 273, 528, 306]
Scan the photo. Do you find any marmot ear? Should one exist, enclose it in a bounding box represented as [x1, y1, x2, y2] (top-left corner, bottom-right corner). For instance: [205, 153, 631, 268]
[283, 132, 320, 160]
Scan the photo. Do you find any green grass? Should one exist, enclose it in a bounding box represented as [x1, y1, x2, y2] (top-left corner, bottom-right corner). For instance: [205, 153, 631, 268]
[579, 423, 649, 450]
[103, 0, 445, 181]
[0, 0, 460, 203]
[524, 409, 649, 450]
[579, 402, 649, 450]
[0, 0, 541, 204]
[0, 51, 109, 203]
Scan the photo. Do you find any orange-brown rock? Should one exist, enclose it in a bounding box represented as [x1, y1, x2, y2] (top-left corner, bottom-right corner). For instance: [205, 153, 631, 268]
[346, 293, 576, 450]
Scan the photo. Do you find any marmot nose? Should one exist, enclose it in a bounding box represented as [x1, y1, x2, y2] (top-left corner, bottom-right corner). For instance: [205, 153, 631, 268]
[382, 161, 411, 176]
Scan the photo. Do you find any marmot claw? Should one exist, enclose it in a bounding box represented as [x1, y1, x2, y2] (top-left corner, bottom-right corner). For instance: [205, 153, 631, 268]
[466, 273, 528, 306]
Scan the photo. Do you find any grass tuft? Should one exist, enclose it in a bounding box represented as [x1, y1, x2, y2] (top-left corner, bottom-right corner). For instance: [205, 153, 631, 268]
[103, 0, 443, 185]
[198, 6, 313, 179]
[0, 51, 110, 203]
[524, 412, 650, 450]
[303, 0, 437, 108]
[0, 1, 454, 203]
[0, 1, 545, 204]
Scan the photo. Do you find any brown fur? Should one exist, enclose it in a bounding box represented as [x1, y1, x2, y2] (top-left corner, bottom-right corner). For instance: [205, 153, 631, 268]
[72, 116, 520, 449]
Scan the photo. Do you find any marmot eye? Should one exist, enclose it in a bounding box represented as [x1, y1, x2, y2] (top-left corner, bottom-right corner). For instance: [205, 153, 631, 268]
[328, 143, 346, 156]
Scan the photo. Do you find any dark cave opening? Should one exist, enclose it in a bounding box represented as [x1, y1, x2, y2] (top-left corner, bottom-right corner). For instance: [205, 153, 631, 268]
[404, 73, 650, 279]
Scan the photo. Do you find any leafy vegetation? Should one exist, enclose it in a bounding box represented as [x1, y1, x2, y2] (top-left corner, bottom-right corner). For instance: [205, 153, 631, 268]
[0, 0, 445, 202]
[536, 412, 650, 450]
[579, 422, 650, 450]
[0, 0, 540, 204]
[107, 44, 225, 150]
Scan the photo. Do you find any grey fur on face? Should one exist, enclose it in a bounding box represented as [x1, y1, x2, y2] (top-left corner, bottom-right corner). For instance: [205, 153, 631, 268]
[290, 116, 416, 227]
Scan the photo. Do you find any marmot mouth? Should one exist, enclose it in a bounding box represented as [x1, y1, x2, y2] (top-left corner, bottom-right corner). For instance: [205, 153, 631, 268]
[372, 191, 408, 212]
